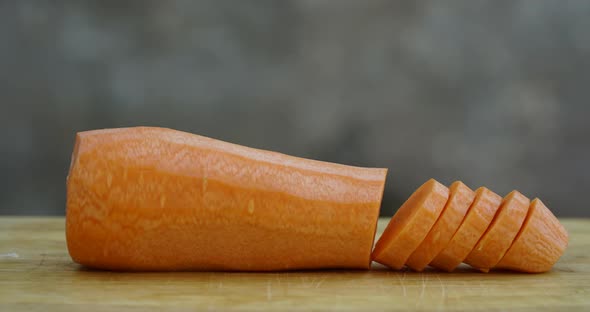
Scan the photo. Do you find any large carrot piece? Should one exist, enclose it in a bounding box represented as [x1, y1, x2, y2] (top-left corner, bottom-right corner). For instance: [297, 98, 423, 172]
[405, 181, 475, 271]
[66, 127, 387, 271]
[371, 179, 449, 270]
[495, 198, 568, 273]
[464, 190, 530, 272]
[430, 187, 502, 272]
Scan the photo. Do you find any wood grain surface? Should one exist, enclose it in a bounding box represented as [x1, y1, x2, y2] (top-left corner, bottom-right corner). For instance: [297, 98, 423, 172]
[0, 217, 588, 311]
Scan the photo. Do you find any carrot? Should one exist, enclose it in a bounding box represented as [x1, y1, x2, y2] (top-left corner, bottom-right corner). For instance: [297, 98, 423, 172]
[66, 127, 387, 271]
[464, 190, 530, 272]
[495, 198, 568, 273]
[371, 179, 449, 270]
[405, 181, 475, 271]
[430, 187, 502, 272]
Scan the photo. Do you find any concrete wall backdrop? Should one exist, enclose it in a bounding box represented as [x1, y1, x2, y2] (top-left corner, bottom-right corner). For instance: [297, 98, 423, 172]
[1, 0, 589, 216]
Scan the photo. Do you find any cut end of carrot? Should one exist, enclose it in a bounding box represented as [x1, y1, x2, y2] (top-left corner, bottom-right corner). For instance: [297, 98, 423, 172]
[405, 181, 475, 272]
[371, 179, 449, 270]
[67, 133, 82, 181]
[495, 198, 568, 273]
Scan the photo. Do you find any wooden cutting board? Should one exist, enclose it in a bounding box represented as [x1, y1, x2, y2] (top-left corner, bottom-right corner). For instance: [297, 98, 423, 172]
[1, 217, 588, 311]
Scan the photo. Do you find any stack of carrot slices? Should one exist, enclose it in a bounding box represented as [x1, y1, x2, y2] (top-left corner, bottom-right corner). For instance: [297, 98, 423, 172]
[372, 179, 569, 273]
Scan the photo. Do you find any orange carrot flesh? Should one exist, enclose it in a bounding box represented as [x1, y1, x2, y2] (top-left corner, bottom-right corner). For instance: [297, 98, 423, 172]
[371, 179, 449, 270]
[495, 198, 568, 273]
[405, 181, 475, 271]
[464, 190, 530, 272]
[430, 187, 502, 272]
[66, 127, 387, 271]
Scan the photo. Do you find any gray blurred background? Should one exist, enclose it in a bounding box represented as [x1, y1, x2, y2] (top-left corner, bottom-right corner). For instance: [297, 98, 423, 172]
[1, 0, 589, 217]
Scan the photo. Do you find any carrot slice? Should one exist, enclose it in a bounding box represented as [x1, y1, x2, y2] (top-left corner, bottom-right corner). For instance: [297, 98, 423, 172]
[495, 198, 568, 273]
[66, 127, 387, 271]
[430, 187, 502, 272]
[405, 181, 475, 271]
[371, 179, 449, 270]
[464, 190, 530, 272]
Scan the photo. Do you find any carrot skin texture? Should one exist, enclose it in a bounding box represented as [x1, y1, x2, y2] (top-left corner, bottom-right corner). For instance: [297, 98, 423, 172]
[66, 127, 387, 271]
